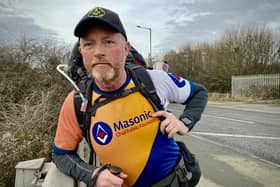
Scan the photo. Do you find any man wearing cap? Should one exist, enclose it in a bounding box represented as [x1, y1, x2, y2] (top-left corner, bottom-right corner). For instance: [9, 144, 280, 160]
[52, 6, 207, 187]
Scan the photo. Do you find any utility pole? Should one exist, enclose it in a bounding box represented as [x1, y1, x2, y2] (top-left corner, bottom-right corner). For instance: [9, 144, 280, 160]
[136, 25, 152, 67]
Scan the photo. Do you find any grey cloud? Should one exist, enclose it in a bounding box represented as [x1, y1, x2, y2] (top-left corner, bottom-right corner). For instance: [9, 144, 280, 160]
[0, 2, 57, 44]
[173, 0, 280, 25]
[1, 0, 279, 56]
[0, 16, 56, 43]
[159, 0, 280, 52]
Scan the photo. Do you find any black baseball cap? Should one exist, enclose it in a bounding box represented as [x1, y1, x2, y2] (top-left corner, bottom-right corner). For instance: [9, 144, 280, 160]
[74, 7, 127, 40]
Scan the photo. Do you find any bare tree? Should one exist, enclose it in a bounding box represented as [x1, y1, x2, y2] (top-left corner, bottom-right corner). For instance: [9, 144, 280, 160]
[163, 25, 280, 93]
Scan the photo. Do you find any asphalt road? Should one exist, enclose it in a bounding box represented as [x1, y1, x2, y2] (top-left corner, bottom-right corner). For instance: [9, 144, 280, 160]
[168, 102, 280, 187]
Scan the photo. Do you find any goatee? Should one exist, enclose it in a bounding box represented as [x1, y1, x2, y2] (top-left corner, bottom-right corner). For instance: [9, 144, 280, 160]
[91, 67, 117, 83]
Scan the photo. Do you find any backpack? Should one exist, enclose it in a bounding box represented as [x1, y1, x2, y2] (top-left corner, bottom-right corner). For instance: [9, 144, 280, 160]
[68, 42, 201, 186]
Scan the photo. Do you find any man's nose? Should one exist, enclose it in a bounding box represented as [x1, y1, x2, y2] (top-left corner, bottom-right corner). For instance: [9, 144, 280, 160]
[93, 44, 105, 58]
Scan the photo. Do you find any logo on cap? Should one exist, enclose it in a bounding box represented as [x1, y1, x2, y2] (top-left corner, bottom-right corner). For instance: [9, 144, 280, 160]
[88, 7, 106, 17]
[92, 122, 113, 145]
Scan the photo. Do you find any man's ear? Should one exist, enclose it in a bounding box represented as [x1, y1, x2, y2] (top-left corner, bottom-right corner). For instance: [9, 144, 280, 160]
[125, 41, 131, 55]
[78, 39, 83, 54]
[78, 45, 82, 54]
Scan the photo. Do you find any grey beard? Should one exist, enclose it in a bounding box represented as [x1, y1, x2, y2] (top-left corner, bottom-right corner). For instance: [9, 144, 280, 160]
[91, 67, 116, 83]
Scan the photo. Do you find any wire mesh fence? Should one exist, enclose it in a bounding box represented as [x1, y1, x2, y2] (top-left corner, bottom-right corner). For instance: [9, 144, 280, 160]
[232, 74, 280, 98]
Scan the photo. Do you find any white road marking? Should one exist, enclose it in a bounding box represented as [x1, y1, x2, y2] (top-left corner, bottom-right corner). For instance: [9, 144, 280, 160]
[203, 114, 255, 124]
[170, 108, 255, 124]
[192, 131, 280, 140]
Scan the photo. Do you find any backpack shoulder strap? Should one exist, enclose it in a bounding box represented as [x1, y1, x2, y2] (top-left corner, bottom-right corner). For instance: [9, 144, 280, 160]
[74, 92, 84, 126]
[73, 78, 96, 164]
[73, 78, 94, 137]
[126, 63, 163, 111]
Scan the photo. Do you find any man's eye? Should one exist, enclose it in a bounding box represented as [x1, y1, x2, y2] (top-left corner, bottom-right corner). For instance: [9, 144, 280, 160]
[84, 42, 93, 47]
[105, 40, 114, 44]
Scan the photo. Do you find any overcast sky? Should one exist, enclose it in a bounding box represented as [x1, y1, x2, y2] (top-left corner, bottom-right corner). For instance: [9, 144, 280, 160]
[1, 0, 280, 59]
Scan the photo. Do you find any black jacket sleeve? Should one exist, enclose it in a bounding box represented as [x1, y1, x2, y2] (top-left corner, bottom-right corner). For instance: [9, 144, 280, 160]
[179, 82, 208, 130]
[52, 151, 96, 186]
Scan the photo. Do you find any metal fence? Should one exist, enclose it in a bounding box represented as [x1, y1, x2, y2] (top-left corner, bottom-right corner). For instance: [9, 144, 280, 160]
[231, 74, 280, 98]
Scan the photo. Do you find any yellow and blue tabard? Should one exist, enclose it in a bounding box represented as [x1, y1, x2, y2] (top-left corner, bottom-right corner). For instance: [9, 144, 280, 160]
[89, 79, 180, 187]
